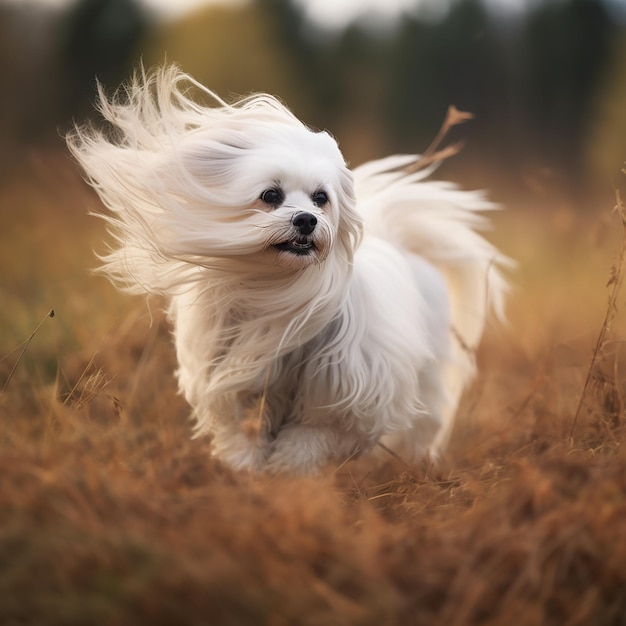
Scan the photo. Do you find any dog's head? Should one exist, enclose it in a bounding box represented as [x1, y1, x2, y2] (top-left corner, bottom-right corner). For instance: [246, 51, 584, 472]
[68, 67, 363, 287]
[173, 116, 362, 272]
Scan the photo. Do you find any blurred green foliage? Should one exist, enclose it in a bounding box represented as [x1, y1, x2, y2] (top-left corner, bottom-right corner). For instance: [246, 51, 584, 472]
[0, 0, 624, 204]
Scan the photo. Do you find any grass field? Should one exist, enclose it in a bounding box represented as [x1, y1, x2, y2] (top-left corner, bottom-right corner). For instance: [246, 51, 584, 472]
[1, 151, 626, 625]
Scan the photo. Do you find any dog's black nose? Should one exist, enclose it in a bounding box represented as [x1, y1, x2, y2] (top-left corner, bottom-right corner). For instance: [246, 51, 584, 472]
[292, 211, 318, 236]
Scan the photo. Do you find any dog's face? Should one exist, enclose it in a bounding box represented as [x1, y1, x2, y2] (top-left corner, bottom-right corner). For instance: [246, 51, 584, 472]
[246, 125, 348, 270]
[164, 118, 363, 272]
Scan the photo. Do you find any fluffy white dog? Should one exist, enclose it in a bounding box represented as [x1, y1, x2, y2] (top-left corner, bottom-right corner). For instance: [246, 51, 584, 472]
[68, 66, 508, 474]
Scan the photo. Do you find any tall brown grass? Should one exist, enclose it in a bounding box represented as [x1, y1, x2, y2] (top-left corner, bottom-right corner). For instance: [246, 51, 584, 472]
[1, 153, 625, 625]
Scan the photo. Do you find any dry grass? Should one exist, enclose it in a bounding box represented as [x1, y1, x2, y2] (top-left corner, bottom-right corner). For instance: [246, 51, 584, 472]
[1, 153, 626, 625]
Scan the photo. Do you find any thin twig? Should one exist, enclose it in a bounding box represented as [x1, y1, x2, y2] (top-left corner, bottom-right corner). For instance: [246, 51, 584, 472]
[62, 326, 113, 406]
[570, 190, 626, 438]
[0, 309, 55, 397]
[257, 365, 271, 428]
[376, 441, 420, 477]
[405, 105, 474, 175]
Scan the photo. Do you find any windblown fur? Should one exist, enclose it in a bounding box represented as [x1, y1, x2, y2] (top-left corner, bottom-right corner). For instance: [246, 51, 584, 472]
[67, 65, 510, 474]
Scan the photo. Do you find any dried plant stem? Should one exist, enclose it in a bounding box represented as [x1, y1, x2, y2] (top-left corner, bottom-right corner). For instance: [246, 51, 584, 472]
[0, 309, 55, 397]
[376, 441, 419, 475]
[405, 105, 474, 175]
[570, 190, 626, 438]
[62, 327, 112, 406]
[257, 366, 271, 427]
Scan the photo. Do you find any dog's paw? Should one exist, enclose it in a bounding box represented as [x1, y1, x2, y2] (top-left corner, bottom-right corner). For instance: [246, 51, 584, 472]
[211, 426, 272, 473]
[265, 424, 360, 475]
[265, 427, 327, 475]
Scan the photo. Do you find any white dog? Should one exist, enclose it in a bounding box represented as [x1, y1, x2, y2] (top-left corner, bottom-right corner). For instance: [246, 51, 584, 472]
[68, 66, 508, 474]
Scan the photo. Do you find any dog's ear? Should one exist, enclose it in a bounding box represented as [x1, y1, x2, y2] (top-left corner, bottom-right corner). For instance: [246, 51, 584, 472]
[177, 130, 252, 187]
[335, 166, 363, 259]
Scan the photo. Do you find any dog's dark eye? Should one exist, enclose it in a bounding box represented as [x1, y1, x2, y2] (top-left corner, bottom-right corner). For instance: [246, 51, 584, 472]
[260, 187, 284, 206]
[312, 190, 329, 207]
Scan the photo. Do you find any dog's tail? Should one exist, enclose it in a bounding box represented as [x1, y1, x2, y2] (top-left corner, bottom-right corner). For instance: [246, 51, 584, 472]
[352, 154, 512, 452]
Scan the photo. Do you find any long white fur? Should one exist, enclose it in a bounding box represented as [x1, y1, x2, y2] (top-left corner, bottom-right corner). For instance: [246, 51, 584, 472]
[67, 65, 510, 474]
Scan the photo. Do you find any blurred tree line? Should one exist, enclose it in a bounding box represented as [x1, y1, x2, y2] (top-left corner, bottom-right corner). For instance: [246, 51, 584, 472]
[0, 0, 624, 205]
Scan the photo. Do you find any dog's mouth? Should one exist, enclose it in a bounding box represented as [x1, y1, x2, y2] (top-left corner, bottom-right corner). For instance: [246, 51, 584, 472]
[274, 237, 317, 256]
